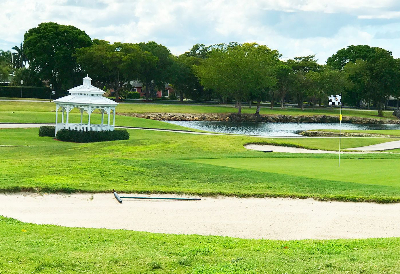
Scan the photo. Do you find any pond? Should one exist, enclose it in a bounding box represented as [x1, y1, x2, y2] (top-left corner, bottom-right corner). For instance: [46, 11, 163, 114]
[165, 121, 400, 137]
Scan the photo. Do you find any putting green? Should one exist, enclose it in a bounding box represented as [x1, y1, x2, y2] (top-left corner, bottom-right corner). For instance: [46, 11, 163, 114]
[191, 158, 400, 187]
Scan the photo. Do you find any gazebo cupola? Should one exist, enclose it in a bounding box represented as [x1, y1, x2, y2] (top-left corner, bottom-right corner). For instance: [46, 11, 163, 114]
[54, 76, 118, 134]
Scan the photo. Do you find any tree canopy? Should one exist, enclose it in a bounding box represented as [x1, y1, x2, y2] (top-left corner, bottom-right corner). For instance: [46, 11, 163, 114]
[0, 50, 12, 82]
[24, 22, 92, 92]
[194, 43, 280, 114]
[328, 45, 400, 115]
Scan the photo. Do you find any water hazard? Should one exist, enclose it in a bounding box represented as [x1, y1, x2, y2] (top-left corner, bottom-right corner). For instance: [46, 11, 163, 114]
[165, 121, 400, 137]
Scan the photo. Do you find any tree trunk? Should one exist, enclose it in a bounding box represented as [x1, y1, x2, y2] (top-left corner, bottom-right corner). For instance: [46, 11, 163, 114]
[378, 101, 384, 117]
[255, 100, 261, 115]
[180, 90, 184, 102]
[280, 98, 284, 108]
[297, 94, 304, 110]
[397, 98, 399, 110]
[237, 101, 242, 115]
[249, 101, 252, 108]
[144, 84, 150, 101]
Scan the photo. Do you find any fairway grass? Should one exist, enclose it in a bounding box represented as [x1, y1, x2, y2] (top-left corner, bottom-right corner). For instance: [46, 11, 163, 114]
[191, 158, 400, 187]
[1, 216, 400, 273]
[2, 103, 400, 273]
[1, 127, 400, 202]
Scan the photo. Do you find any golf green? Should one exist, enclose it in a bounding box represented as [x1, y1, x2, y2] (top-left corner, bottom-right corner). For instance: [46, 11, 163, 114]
[191, 158, 400, 187]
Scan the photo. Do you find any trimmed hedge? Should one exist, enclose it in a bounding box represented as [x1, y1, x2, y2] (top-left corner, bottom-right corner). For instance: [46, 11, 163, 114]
[56, 129, 130, 143]
[39, 126, 56, 137]
[0, 86, 53, 99]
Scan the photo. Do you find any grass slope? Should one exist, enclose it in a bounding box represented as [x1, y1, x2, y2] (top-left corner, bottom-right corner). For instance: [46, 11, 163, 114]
[1, 216, 400, 273]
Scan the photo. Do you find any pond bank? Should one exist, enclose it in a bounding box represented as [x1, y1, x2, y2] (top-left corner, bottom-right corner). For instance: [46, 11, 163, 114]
[120, 112, 400, 124]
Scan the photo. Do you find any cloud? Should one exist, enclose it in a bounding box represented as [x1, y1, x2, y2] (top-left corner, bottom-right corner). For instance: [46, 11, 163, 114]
[1, 0, 400, 63]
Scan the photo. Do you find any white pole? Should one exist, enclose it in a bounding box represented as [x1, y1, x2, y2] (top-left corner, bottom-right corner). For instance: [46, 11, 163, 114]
[88, 106, 91, 130]
[339, 103, 342, 167]
[55, 105, 58, 135]
[108, 108, 111, 126]
[113, 108, 116, 127]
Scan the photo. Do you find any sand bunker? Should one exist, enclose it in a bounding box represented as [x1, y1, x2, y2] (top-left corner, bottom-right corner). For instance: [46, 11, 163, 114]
[1, 193, 400, 240]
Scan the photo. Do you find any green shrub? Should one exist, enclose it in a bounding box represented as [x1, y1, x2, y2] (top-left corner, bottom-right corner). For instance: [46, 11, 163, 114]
[39, 126, 55, 137]
[0, 86, 53, 99]
[126, 91, 141, 99]
[56, 129, 129, 143]
[168, 93, 178, 100]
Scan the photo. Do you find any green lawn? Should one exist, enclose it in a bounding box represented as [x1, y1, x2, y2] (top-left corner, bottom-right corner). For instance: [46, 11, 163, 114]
[192, 158, 400, 187]
[0, 100, 397, 119]
[1, 126, 400, 202]
[2, 104, 400, 273]
[1, 216, 400, 273]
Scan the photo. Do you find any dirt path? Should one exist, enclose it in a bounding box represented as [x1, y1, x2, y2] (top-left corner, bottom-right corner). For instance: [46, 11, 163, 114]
[1, 193, 400, 240]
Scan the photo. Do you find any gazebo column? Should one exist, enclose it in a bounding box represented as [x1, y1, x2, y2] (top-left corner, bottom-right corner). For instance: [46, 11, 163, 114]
[88, 106, 93, 131]
[112, 107, 116, 127]
[65, 105, 72, 130]
[55, 105, 59, 134]
[80, 108, 84, 124]
[107, 108, 111, 127]
[61, 107, 65, 124]
[101, 109, 105, 126]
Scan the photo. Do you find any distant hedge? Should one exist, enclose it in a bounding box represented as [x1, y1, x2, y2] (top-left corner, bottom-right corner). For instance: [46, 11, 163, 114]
[39, 126, 56, 137]
[56, 129, 130, 143]
[126, 91, 141, 99]
[0, 86, 53, 99]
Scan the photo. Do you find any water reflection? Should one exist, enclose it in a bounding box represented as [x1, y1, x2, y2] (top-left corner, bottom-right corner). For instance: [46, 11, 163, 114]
[165, 121, 400, 137]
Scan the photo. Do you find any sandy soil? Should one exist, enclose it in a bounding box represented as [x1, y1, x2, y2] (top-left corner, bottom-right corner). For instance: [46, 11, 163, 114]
[1, 193, 400, 240]
[245, 141, 400, 153]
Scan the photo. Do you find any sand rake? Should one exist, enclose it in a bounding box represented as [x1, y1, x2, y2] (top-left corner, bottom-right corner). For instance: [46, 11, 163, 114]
[113, 190, 201, 203]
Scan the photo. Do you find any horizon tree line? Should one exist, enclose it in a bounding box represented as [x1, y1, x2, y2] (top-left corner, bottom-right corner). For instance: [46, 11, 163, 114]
[1, 22, 400, 116]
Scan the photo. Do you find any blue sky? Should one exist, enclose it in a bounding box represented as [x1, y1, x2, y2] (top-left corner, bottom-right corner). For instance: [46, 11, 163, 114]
[2, 0, 400, 63]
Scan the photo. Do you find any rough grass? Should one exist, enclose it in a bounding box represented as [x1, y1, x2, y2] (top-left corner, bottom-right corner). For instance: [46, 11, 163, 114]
[1, 216, 400, 273]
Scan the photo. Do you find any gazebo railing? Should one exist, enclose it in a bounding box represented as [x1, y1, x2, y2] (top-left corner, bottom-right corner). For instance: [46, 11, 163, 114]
[55, 123, 114, 133]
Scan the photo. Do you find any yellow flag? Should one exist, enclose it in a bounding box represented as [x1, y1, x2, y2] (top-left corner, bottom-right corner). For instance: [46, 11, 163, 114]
[339, 114, 343, 121]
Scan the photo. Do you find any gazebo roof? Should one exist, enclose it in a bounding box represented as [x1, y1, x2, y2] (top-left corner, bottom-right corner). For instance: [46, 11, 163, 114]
[54, 76, 118, 106]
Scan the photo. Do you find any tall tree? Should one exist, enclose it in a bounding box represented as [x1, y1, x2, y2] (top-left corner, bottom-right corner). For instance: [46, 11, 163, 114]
[76, 40, 151, 101]
[24, 22, 92, 92]
[136, 41, 174, 100]
[169, 54, 208, 102]
[11, 43, 27, 69]
[287, 55, 321, 110]
[0, 50, 12, 82]
[331, 45, 400, 115]
[274, 61, 293, 108]
[326, 45, 377, 70]
[194, 43, 280, 114]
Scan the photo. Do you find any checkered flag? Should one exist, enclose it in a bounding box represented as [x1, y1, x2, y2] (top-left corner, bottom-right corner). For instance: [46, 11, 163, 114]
[329, 95, 341, 106]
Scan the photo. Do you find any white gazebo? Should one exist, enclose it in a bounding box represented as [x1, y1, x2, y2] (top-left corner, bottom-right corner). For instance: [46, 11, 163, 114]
[54, 76, 118, 134]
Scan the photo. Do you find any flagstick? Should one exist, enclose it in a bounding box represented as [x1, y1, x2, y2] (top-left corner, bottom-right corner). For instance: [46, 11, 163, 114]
[339, 103, 342, 167]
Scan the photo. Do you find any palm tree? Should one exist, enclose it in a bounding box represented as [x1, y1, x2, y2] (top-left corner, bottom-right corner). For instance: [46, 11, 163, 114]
[12, 43, 27, 68]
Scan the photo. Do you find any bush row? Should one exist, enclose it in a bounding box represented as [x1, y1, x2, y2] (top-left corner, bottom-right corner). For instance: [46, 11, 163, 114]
[55, 129, 130, 143]
[0, 86, 53, 99]
[39, 126, 56, 137]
